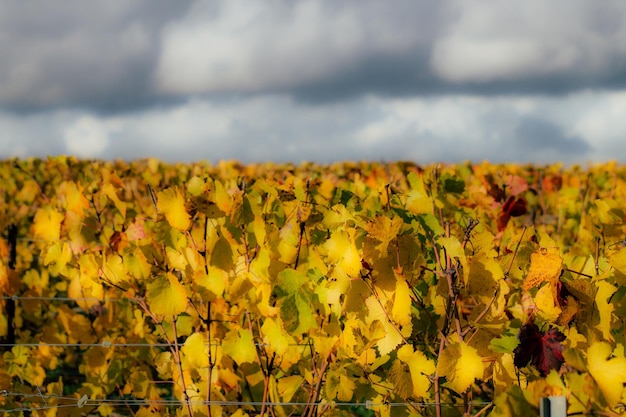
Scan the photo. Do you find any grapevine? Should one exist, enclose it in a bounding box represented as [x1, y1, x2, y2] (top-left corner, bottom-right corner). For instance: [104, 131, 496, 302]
[0, 157, 625, 416]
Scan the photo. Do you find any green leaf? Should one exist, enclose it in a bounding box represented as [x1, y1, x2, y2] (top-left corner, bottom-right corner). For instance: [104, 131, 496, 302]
[441, 174, 465, 194]
[280, 293, 317, 334]
[490, 335, 519, 354]
[417, 213, 444, 237]
[277, 268, 307, 295]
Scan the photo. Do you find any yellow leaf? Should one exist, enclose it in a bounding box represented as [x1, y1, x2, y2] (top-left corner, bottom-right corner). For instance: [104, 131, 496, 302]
[154, 351, 173, 378]
[609, 246, 626, 276]
[222, 329, 256, 365]
[147, 273, 188, 317]
[43, 241, 72, 272]
[68, 273, 102, 310]
[438, 337, 484, 393]
[595, 280, 617, 342]
[523, 247, 562, 291]
[406, 172, 433, 214]
[324, 229, 362, 279]
[102, 253, 131, 286]
[253, 216, 267, 245]
[182, 333, 209, 371]
[166, 246, 187, 270]
[364, 215, 403, 254]
[468, 252, 504, 305]
[124, 250, 151, 281]
[157, 187, 191, 231]
[313, 335, 339, 359]
[214, 179, 234, 215]
[261, 318, 291, 357]
[438, 235, 468, 284]
[103, 182, 127, 219]
[392, 275, 412, 327]
[492, 353, 517, 396]
[535, 284, 562, 322]
[187, 176, 205, 197]
[365, 297, 404, 356]
[195, 267, 227, 301]
[338, 373, 356, 401]
[587, 341, 626, 407]
[277, 375, 303, 403]
[78, 253, 100, 285]
[277, 220, 300, 264]
[57, 181, 89, 216]
[397, 344, 436, 398]
[33, 207, 64, 242]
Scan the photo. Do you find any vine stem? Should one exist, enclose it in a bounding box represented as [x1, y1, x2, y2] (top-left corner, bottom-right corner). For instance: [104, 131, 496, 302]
[206, 302, 213, 417]
[245, 311, 270, 417]
[504, 226, 527, 277]
[171, 315, 195, 417]
[304, 344, 333, 417]
[135, 299, 194, 417]
[434, 335, 446, 417]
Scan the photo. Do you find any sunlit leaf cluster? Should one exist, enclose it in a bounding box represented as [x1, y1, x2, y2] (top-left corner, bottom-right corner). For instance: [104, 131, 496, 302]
[1, 157, 626, 416]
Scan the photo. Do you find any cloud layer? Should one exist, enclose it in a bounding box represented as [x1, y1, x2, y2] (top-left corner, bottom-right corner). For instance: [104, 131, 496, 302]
[1, 1, 625, 164]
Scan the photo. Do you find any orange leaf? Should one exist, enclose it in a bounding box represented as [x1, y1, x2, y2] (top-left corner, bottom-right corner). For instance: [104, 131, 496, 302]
[523, 247, 562, 291]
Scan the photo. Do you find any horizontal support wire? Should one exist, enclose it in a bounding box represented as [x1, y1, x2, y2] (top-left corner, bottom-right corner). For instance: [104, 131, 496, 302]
[0, 390, 491, 411]
[0, 341, 307, 348]
[2, 294, 479, 413]
[0, 342, 171, 348]
[0, 296, 125, 302]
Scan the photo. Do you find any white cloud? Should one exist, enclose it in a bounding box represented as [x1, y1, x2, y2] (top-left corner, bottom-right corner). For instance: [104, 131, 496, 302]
[154, 1, 422, 94]
[570, 90, 626, 159]
[127, 100, 232, 146]
[64, 116, 110, 157]
[431, 0, 626, 82]
[1, 90, 624, 165]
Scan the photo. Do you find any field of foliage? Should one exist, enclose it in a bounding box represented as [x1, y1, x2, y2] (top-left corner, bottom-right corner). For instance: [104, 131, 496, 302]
[1, 157, 626, 416]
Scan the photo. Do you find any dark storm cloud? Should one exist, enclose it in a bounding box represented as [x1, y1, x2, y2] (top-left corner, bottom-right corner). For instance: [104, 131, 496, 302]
[3, 1, 626, 113]
[0, 1, 192, 113]
[0, 1, 625, 165]
[514, 117, 591, 155]
[154, 0, 626, 103]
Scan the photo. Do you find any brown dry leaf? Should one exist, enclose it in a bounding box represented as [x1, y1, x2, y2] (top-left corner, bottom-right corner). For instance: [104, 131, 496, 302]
[522, 247, 562, 291]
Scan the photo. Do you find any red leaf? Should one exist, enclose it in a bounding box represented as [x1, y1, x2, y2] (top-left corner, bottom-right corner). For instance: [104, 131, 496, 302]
[506, 175, 529, 196]
[513, 321, 565, 376]
[497, 212, 511, 232]
[497, 196, 528, 232]
[502, 195, 527, 217]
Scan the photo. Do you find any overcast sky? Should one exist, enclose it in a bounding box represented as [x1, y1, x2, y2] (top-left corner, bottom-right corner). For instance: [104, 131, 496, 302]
[1, 1, 626, 165]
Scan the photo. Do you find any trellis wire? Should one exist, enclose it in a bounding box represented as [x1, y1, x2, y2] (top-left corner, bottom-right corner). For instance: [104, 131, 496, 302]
[1, 295, 482, 414]
[0, 389, 492, 413]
